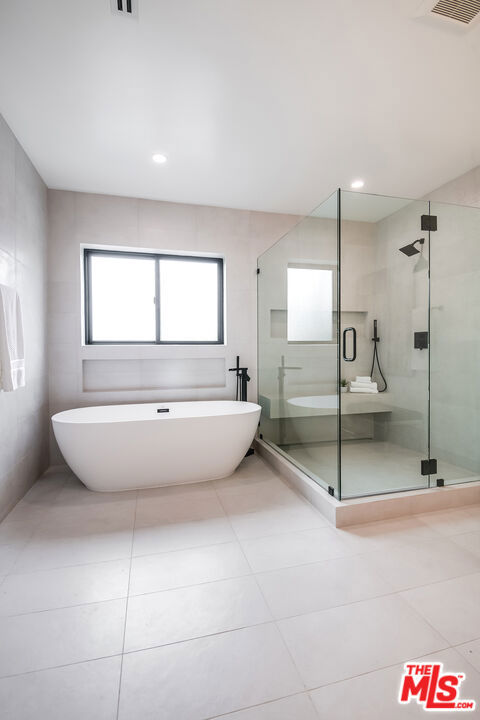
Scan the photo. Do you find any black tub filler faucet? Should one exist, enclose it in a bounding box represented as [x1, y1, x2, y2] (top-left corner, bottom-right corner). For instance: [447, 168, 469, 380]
[229, 355, 250, 402]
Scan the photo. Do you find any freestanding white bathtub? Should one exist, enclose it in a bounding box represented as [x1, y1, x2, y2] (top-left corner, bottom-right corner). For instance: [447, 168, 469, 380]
[52, 400, 261, 492]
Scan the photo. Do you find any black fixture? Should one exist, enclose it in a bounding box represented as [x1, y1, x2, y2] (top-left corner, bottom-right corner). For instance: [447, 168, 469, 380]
[399, 238, 425, 257]
[437, 478, 445, 487]
[421, 214, 437, 232]
[342, 327, 357, 362]
[414, 331, 429, 350]
[370, 319, 387, 392]
[156, 408, 169, 413]
[421, 458, 437, 476]
[229, 355, 250, 402]
[117, 0, 133, 12]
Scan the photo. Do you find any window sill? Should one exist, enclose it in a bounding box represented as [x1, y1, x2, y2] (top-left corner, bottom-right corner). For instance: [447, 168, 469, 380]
[80, 344, 228, 360]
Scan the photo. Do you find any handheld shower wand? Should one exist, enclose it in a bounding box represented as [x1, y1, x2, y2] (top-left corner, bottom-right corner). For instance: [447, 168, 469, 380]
[371, 320, 387, 392]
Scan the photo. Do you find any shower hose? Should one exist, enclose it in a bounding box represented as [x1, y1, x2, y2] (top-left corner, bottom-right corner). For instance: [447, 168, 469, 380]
[371, 320, 387, 393]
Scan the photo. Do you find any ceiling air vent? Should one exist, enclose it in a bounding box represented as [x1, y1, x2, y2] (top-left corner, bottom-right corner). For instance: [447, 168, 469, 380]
[431, 0, 480, 24]
[110, 0, 138, 18]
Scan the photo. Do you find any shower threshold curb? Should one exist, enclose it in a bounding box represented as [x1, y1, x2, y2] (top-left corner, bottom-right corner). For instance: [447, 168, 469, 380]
[255, 438, 480, 527]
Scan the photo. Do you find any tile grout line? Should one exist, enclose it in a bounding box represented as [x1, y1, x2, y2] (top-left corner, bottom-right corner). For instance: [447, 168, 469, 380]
[3, 518, 480, 582]
[115, 489, 139, 720]
[4, 563, 480, 623]
[0, 652, 125, 681]
[3, 623, 480, 687]
[204, 690, 320, 720]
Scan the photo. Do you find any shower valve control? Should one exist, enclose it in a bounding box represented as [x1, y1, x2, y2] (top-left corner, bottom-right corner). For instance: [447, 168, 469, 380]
[414, 332, 429, 350]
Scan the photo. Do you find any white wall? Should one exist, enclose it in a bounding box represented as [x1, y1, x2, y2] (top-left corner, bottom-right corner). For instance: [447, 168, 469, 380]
[0, 115, 49, 520]
[428, 165, 480, 208]
[48, 189, 299, 462]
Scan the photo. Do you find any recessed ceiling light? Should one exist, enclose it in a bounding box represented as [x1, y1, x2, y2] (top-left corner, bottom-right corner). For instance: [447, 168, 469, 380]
[350, 179, 365, 189]
[152, 153, 167, 164]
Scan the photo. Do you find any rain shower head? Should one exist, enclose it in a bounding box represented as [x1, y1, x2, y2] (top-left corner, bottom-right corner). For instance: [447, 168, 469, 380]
[399, 238, 425, 256]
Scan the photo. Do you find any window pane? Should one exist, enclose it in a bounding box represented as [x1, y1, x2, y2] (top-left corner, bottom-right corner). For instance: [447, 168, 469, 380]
[287, 266, 333, 342]
[90, 254, 156, 342]
[160, 259, 220, 342]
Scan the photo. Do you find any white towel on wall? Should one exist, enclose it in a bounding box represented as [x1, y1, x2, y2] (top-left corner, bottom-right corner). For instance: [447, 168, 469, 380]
[0, 285, 25, 391]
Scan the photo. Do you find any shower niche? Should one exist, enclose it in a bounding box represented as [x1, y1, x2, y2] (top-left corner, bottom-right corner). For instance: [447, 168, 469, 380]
[257, 189, 480, 500]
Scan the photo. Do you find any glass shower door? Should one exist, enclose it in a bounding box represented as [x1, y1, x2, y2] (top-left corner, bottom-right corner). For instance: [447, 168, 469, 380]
[339, 191, 431, 498]
[429, 201, 480, 486]
[257, 191, 340, 497]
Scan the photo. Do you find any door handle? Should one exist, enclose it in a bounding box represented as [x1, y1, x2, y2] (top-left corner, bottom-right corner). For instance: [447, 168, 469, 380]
[343, 327, 357, 362]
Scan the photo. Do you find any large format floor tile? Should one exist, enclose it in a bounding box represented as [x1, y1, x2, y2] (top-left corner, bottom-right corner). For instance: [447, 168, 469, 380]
[0, 599, 126, 677]
[129, 541, 251, 595]
[5, 472, 69, 524]
[362, 536, 480, 591]
[0, 543, 22, 575]
[217, 483, 304, 515]
[337, 516, 441, 553]
[451, 530, 480, 558]
[227, 502, 327, 541]
[52, 479, 136, 511]
[124, 576, 271, 651]
[240, 527, 355, 573]
[134, 486, 222, 527]
[278, 594, 448, 687]
[40, 492, 137, 528]
[213, 457, 277, 493]
[132, 515, 235, 556]
[0, 655, 121, 720]
[256, 554, 391, 619]
[310, 648, 480, 720]
[401, 572, 480, 645]
[0, 559, 130, 615]
[457, 638, 480, 673]
[0, 517, 37, 549]
[415, 507, 480, 536]
[118, 624, 304, 720]
[13, 520, 134, 572]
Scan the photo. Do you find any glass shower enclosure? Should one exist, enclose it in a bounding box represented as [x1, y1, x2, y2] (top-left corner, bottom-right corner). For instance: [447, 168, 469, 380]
[257, 189, 480, 500]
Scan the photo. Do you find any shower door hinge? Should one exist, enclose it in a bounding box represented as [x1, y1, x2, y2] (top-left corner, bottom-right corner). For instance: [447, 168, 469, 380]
[256, 268, 260, 274]
[421, 458, 437, 476]
[421, 215, 437, 232]
[328, 486, 335, 496]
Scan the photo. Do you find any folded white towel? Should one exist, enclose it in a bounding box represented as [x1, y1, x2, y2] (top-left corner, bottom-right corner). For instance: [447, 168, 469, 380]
[349, 387, 378, 394]
[350, 380, 378, 390]
[0, 285, 25, 391]
[355, 376, 371, 383]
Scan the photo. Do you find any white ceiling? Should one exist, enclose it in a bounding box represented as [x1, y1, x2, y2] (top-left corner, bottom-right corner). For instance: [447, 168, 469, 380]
[1, 0, 480, 215]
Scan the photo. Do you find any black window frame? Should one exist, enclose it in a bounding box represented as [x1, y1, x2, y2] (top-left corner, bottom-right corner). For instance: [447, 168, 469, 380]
[84, 248, 225, 345]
